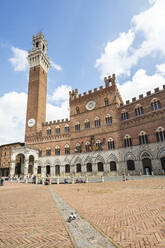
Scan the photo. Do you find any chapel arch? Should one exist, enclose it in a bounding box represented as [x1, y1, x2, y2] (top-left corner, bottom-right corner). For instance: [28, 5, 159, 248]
[15, 153, 25, 177]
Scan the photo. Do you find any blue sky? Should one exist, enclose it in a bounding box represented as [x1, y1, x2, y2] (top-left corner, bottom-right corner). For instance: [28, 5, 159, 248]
[0, 0, 165, 144]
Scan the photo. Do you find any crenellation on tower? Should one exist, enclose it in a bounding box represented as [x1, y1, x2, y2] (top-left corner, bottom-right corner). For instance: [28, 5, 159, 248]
[27, 32, 50, 73]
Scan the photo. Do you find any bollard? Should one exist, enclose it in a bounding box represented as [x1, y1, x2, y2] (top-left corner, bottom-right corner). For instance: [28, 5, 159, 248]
[57, 177, 59, 184]
[72, 177, 75, 184]
[85, 177, 88, 183]
[101, 176, 104, 182]
[49, 177, 51, 185]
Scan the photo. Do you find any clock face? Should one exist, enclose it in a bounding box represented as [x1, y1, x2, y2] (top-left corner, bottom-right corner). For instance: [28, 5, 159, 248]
[86, 101, 96, 110]
[28, 118, 35, 128]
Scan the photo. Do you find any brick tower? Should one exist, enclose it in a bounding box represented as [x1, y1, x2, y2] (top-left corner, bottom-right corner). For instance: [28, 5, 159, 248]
[25, 32, 50, 141]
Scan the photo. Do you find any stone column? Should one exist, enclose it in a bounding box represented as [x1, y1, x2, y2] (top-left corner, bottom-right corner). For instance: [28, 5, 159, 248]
[24, 160, 29, 177]
[135, 160, 141, 175]
[117, 161, 126, 176]
[92, 163, 97, 175]
[82, 164, 86, 175]
[104, 163, 110, 175]
[34, 161, 38, 175]
[60, 165, 65, 177]
[41, 166, 46, 178]
[10, 161, 15, 177]
[72, 176, 75, 184]
[50, 166, 55, 177]
[71, 164, 76, 176]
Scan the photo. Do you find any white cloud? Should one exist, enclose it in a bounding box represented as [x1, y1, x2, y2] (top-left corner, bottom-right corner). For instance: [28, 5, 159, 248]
[0, 84, 72, 144]
[0, 92, 27, 145]
[48, 85, 72, 103]
[118, 68, 165, 102]
[132, 0, 165, 55]
[9, 46, 28, 71]
[95, 30, 135, 78]
[50, 59, 63, 71]
[96, 0, 165, 78]
[148, 0, 157, 5]
[156, 63, 165, 76]
[47, 84, 71, 121]
[46, 101, 70, 121]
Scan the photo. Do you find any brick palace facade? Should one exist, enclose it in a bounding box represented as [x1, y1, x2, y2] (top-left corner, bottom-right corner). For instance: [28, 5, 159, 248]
[1, 32, 165, 178]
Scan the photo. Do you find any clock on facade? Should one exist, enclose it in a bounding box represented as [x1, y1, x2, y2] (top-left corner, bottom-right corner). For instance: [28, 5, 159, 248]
[28, 118, 35, 128]
[86, 101, 96, 110]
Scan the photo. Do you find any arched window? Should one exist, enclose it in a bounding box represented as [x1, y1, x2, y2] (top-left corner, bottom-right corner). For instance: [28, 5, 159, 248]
[37, 166, 41, 174]
[108, 137, 115, 150]
[124, 135, 132, 147]
[55, 145, 60, 155]
[76, 106, 80, 114]
[65, 124, 70, 133]
[95, 117, 101, 127]
[156, 127, 165, 142]
[135, 104, 144, 116]
[46, 127, 51, 136]
[46, 165, 50, 176]
[56, 126, 60, 134]
[65, 164, 70, 173]
[95, 140, 102, 151]
[85, 141, 92, 152]
[127, 160, 135, 170]
[110, 161, 117, 171]
[86, 163, 92, 172]
[98, 162, 104, 172]
[151, 98, 161, 111]
[46, 147, 51, 156]
[160, 157, 165, 171]
[75, 143, 82, 153]
[104, 98, 109, 106]
[84, 119, 90, 129]
[105, 114, 112, 125]
[76, 164, 81, 173]
[65, 144, 70, 154]
[121, 110, 128, 120]
[75, 122, 80, 132]
[139, 131, 148, 145]
[39, 149, 42, 157]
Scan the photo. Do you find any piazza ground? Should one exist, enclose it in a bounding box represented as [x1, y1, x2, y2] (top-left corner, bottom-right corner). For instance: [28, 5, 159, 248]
[0, 178, 165, 248]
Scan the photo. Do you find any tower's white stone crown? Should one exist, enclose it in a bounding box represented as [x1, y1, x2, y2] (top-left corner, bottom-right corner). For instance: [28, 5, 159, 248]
[27, 32, 50, 73]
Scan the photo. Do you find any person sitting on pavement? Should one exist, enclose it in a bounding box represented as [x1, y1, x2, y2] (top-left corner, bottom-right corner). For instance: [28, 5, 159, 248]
[68, 212, 76, 222]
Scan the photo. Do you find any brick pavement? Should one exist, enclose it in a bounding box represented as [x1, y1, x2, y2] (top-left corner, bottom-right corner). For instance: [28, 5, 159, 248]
[0, 183, 74, 248]
[52, 178, 165, 248]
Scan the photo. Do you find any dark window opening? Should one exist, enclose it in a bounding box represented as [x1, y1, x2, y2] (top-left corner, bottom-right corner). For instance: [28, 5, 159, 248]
[76, 164, 81, 173]
[110, 161, 117, 171]
[95, 119, 100, 128]
[46, 149, 51, 156]
[85, 122, 90, 129]
[127, 160, 135, 170]
[87, 163, 92, 172]
[98, 162, 104, 172]
[75, 124, 80, 132]
[106, 116, 112, 125]
[65, 164, 70, 173]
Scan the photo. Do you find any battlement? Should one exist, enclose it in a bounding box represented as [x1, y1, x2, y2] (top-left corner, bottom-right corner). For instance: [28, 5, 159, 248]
[42, 118, 70, 127]
[32, 32, 48, 48]
[122, 85, 165, 107]
[69, 74, 116, 101]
